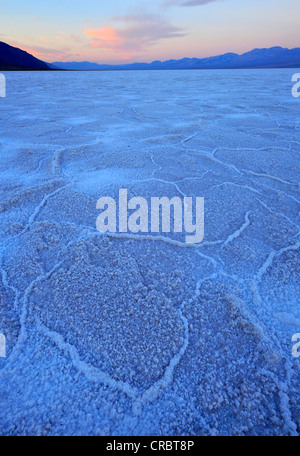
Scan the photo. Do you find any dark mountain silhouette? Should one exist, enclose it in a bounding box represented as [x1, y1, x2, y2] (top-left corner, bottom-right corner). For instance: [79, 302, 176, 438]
[53, 46, 300, 71]
[0, 41, 50, 70]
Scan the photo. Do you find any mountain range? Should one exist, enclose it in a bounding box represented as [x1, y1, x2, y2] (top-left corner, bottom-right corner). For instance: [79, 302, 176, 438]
[0, 41, 299, 71]
[52, 47, 300, 70]
[0, 41, 50, 70]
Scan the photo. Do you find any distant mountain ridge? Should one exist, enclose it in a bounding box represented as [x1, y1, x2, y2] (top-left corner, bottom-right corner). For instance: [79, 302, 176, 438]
[0, 41, 299, 71]
[0, 41, 50, 70]
[53, 46, 300, 71]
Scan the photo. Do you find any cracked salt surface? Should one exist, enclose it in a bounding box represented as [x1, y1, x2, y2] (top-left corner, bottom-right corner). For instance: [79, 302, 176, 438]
[0, 69, 299, 436]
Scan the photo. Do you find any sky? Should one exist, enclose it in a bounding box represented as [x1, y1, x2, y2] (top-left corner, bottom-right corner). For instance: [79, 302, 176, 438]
[1, 0, 299, 64]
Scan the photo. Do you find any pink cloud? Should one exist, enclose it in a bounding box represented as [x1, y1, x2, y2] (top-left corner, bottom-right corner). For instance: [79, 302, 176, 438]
[84, 26, 124, 50]
[84, 14, 186, 56]
[12, 41, 77, 61]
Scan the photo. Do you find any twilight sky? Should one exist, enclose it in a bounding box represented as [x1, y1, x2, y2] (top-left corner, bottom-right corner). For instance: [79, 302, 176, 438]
[1, 0, 299, 63]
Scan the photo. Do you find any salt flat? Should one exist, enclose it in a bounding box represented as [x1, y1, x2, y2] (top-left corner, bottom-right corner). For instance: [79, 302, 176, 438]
[0, 69, 299, 435]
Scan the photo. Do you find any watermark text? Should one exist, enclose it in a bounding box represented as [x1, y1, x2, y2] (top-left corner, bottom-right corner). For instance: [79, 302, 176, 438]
[0, 334, 6, 358]
[292, 333, 300, 358]
[96, 189, 204, 244]
[0, 73, 6, 98]
[292, 73, 300, 98]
